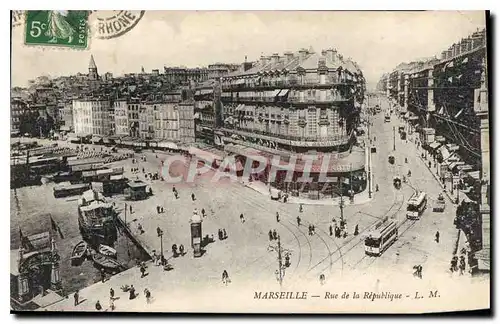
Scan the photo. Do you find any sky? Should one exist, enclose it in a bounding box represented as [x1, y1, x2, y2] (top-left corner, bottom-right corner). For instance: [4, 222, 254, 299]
[11, 10, 486, 89]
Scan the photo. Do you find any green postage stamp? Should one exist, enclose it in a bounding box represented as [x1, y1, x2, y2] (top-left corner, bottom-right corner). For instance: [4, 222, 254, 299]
[24, 11, 89, 49]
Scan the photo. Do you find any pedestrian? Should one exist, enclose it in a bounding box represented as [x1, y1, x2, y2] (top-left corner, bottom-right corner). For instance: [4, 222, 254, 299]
[268, 230, 273, 241]
[299, 203, 303, 213]
[272, 229, 278, 240]
[73, 290, 79, 306]
[95, 300, 102, 311]
[354, 224, 359, 236]
[110, 288, 115, 300]
[329, 225, 333, 236]
[276, 212, 280, 222]
[140, 264, 146, 278]
[240, 213, 245, 223]
[191, 193, 196, 201]
[172, 186, 177, 193]
[435, 231, 440, 243]
[218, 229, 223, 241]
[319, 274, 326, 285]
[308, 225, 312, 236]
[129, 285, 136, 300]
[222, 270, 230, 285]
[109, 298, 115, 311]
[297, 216, 301, 226]
[137, 223, 144, 234]
[179, 244, 185, 255]
[157, 227, 162, 237]
[129, 205, 133, 214]
[161, 206, 164, 213]
[311, 225, 315, 235]
[172, 244, 178, 256]
[223, 228, 228, 239]
[174, 191, 179, 199]
[100, 268, 106, 283]
[144, 288, 152, 304]
[202, 208, 206, 217]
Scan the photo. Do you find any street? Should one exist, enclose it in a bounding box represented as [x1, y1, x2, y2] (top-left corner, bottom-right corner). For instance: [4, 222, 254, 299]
[37, 96, 483, 313]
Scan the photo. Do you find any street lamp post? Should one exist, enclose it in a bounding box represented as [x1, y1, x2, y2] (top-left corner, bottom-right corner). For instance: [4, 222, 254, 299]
[393, 126, 396, 151]
[269, 234, 290, 288]
[158, 227, 164, 260]
[339, 176, 344, 223]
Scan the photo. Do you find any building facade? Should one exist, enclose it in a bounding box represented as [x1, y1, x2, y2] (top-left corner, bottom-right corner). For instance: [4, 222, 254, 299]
[194, 47, 366, 197]
[59, 103, 74, 131]
[127, 101, 140, 138]
[381, 28, 489, 272]
[11, 98, 27, 135]
[138, 104, 155, 140]
[113, 100, 129, 137]
[72, 99, 111, 136]
[153, 103, 180, 141]
[178, 102, 195, 144]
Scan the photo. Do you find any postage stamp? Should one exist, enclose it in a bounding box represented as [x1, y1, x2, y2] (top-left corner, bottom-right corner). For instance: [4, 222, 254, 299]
[89, 10, 145, 40]
[24, 11, 89, 49]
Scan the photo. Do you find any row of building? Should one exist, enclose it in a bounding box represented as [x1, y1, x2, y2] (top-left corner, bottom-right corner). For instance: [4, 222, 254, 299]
[377, 28, 489, 272]
[71, 98, 195, 143]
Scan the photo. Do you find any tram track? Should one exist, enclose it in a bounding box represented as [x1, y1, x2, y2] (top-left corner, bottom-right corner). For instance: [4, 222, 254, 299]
[301, 182, 408, 283]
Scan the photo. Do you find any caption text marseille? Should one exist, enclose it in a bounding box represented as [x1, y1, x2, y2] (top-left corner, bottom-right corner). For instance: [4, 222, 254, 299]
[253, 291, 440, 301]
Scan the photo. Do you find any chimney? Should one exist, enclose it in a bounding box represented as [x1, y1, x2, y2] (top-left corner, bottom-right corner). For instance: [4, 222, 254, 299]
[284, 51, 294, 64]
[298, 48, 308, 62]
[271, 53, 280, 65]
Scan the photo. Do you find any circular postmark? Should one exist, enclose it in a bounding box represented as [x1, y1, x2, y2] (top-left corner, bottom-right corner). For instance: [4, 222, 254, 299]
[11, 10, 25, 28]
[89, 10, 145, 40]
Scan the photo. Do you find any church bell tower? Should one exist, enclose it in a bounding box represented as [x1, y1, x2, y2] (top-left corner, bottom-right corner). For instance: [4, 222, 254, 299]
[88, 54, 99, 81]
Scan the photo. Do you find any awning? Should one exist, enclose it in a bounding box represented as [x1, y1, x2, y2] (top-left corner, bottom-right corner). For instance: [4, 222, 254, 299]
[449, 161, 465, 170]
[439, 146, 450, 160]
[446, 143, 459, 152]
[408, 116, 419, 121]
[82, 170, 97, 177]
[236, 104, 245, 111]
[267, 89, 281, 98]
[435, 136, 446, 142]
[277, 89, 290, 97]
[446, 153, 460, 162]
[429, 142, 442, 150]
[457, 164, 473, 171]
[466, 170, 480, 180]
[110, 174, 125, 181]
[200, 89, 213, 95]
[158, 141, 178, 150]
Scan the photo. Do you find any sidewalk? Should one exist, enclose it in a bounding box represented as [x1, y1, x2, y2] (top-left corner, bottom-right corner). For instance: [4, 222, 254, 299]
[417, 154, 457, 205]
[242, 179, 373, 206]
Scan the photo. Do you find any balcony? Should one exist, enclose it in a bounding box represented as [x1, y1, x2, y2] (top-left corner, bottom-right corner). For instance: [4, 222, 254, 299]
[221, 126, 352, 148]
[221, 78, 355, 91]
[221, 94, 350, 105]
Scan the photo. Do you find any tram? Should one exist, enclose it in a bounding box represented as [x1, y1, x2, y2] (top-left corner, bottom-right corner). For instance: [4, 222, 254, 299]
[364, 221, 398, 256]
[406, 191, 427, 220]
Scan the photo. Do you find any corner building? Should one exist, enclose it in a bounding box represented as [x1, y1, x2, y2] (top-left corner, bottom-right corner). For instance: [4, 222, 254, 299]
[195, 47, 366, 198]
